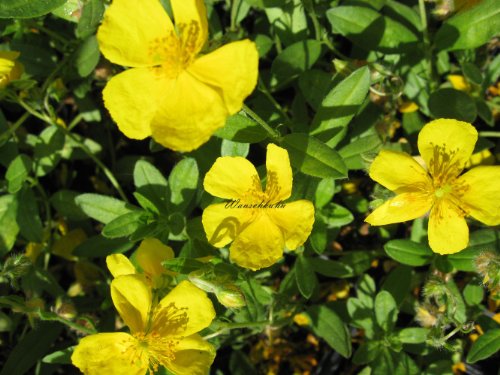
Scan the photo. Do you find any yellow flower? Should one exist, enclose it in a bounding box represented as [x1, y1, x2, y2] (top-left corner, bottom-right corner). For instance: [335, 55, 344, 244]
[399, 101, 419, 113]
[97, 0, 258, 152]
[448, 74, 471, 92]
[365, 119, 500, 254]
[202, 144, 315, 270]
[106, 238, 174, 287]
[72, 277, 216, 375]
[0, 51, 23, 88]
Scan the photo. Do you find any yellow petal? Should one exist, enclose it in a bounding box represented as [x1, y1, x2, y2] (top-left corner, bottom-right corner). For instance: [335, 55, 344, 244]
[97, 0, 174, 67]
[465, 149, 495, 168]
[456, 166, 500, 225]
[267, 200, 315, 250]
[399, 101, 419, 113]
[52, 228, 87, 261]
[365, 192, 433, 225]
[202, 203, 253, 248]
[418, 119, 478, 181]
[230, 214, 284, 270]
[155, 280, 215, 337]
[428, 199, 469, 254]
[106, 254, 136, 278]
[264, 144, 293, 202]
[448, 75, 470, 92]
[72, 332, 146, 375]
[171, 0, 208, 56]
[150, 71, 228, 152]
[103, 67, 164, 139]
[187, 40, 259, 113]
[369, 150, 432, 193]
[136, 238, 174, 277]
[111, 275, 151, 334]
[167, 334, 216, 375]
[203, 155, 261, 200]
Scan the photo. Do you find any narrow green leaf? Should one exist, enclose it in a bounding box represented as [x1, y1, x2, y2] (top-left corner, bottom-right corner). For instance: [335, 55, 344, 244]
[215, 113, 268, 143]
[16, 187, 44, 243]
[74, 36, 100, 77]
[76, 0, 104, 38]
[73, 235, 134, 258]
[0, 195, 19, 256]
[0, 322, 62, 375]
[0, 0, 67, 18]
[311, 67, 371, 147]
[307, 305, 352, 358]
[435, 0, 500, 51]
[466, 329, 500, 363]
[282, 134, 347, 179]
[133, 159, 169, 214]
[384, 239, 434, 266]
[428, 88, 477, 122]
[327, 6, 418, 52]
[295, 255, 317, 299]
[102, 210, 146, 238]
[6, 154, 31, 193]
[398, 328, 429, 344]
[50, 190, 88, 221]
[375, 291, 398, 332]
[169, 158, 199, 210]
[75, 193, 135, 224]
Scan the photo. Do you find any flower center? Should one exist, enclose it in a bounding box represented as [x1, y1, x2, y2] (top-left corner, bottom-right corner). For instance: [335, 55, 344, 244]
[434, 184, 452, 198]
[132, 332, 180, 373]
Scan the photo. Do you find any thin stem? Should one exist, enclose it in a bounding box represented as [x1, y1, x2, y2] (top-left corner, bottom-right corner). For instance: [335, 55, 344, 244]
[0, 112, 30, 144]
[303, 0, 321, 42]
[242, 104, 280, 140]
[479, 131, 500, 138]
[418, 0, 436, 91]
[203, 320, 270, 340]
[15, 98, 129, 202]
[257, 77, 291, 123]
[230, 0, 239, 32]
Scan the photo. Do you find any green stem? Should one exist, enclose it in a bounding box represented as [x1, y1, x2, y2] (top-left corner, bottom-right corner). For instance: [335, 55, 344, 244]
[257, 77, 291, 123]
[418, 0, 436, 91]
[203, 320, 270, 340]
[230, 0, 239, 32]
[0, 112, 30, 144]
[479, 131, 500, 138]
[242, 104, 280, 140]
[15, 98, 129, 203]
[38, 310, 97, 335]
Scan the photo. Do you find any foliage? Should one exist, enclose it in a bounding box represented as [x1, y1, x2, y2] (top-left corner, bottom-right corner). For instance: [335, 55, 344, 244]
[0, 0, 499, 374]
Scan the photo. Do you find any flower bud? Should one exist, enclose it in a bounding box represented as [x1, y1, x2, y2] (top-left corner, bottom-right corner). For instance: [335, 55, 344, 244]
[215, 285, 246, 308]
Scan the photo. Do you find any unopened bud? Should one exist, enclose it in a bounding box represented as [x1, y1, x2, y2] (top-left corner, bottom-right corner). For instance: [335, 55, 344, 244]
[215, 285, 246, 308]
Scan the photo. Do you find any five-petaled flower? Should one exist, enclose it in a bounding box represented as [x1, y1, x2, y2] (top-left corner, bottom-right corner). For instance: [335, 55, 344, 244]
[72, 277, 216, 375]
[97, 0, 259, 152]
[202, 144, 315, 270]
[365, 119, 500, 254]
[0, 51, 23, 89]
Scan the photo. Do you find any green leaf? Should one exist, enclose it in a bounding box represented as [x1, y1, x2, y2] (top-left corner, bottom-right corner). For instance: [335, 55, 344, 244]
[16, 187, 44, 243]
[0, 194, 19, 256]
[215, 113, 268, 143]
[326, 6, 418, 52]
[384, 239, 434, 266]
[466, 329, 500, 363]
[375, 291, 398, 332]
[6, 154, 32, 193]
[435, 0, 500, 51]
[310, 258, 353, 278]
[428, 88, 477, 122]
[381, 265, 412, 306]
[0, 322, 62, 375]
[271, 40, 322, 87]
[33, 126, 65, 177]
[463, 283, 484, 306]
[318, 203, 354, 228]
[314, 178, 335, 209]
[76, 0, 104, 39]
[307, 305, 352, 358]
[298, 69, 333, 110]
[295, 255, 317, 299]
[42, 347, 73, 364]
[0, 0, 67, 18]
[311, 67, 371, 147]
[398, 327, 428, 344]
[50, 190, 89, 221]
[163, 258, 206, 274]
[75, 193, 135, 224]
[133, 159, 169, 214]
[74, 36, 100, 77]
[282, 134, 347, 179]
[462, 62, 483, 85]
[168, 158, 199, 210]
[448, 229, 498, 271]
[221, 139, 249, 157]
[73, 235, 134, 258]
[102, 210, 147, 238]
